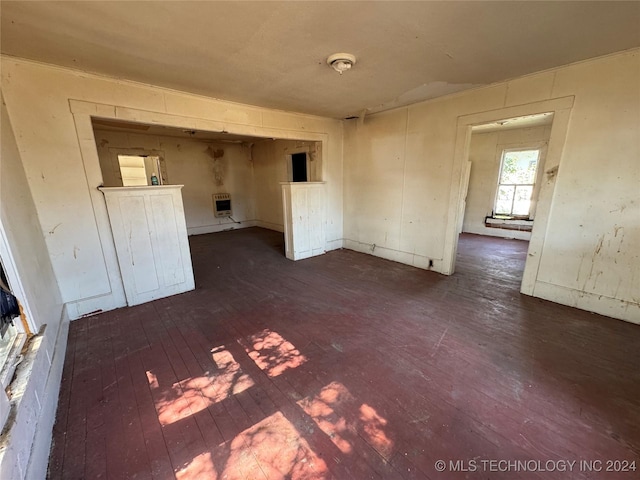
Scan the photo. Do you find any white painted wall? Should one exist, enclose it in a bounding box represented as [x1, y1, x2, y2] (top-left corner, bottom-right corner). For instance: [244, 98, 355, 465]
[94, 130, 255, 235]
[463, 125, 552, 240]
[0, 57, 343, 319]
[253, 139, 322, 233]
[344, 49, 640, 323]
[0, 98, 67, 479]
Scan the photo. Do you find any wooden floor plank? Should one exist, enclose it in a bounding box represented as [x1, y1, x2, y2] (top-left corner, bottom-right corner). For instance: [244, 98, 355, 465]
[49, 228, 640, 479]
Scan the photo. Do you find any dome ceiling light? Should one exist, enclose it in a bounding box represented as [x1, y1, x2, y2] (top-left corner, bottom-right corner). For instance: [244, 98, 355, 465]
[327, 53, 356, 75]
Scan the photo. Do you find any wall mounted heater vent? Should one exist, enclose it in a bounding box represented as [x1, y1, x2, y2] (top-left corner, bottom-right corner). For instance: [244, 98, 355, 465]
[213, 193, 232, 217]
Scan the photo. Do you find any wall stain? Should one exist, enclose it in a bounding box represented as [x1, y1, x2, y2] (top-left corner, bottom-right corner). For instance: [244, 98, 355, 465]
[206, 145, 226, 186]
[593, 236, 604, 256]
[49, 223, 62, 235]
[583, 227, 628, 296]
[609, 204, 627, 213]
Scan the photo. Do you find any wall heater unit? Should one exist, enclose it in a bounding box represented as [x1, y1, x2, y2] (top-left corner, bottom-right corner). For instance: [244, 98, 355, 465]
[213, 193, 232, 217]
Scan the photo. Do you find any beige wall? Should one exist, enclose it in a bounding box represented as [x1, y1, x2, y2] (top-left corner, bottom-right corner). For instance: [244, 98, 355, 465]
[344, 49, 639, 323]
[463, 125, 552, 240]
[253, 139, 322, 232]
[0, 98, 67, 479]
[1, 101, 63, 331]
[0, 57, 343, 319]
[94, 130, 255, 235]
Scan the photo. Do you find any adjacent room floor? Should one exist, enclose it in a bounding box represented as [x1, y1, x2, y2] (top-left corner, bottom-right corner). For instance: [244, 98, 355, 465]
[48, 228, 640, 479]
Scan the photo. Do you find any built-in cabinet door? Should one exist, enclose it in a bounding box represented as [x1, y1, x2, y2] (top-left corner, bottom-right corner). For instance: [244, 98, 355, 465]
[101, 185, 195, 306]
[281, 182, 326, 261]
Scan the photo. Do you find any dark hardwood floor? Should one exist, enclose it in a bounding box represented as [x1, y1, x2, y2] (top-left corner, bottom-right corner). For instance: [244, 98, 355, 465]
[48, 228, 640, 479]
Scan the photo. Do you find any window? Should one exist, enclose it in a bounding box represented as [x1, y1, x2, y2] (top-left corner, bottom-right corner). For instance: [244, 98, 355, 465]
[0, 257, 27, 390]
[494, 148, 540, 218]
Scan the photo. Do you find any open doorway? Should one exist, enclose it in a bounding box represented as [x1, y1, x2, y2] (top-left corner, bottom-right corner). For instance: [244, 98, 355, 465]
[91, 119, 322, 238]
[443, 96, 574, 296]
[462, 112, 553, 242]
[455, 112, 554, 286]
[291, 152, 308, 182]
[90, 119, 325, 285]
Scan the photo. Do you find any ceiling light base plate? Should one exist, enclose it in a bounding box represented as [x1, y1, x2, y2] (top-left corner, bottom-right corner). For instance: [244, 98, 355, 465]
[327, 53, 356, 74]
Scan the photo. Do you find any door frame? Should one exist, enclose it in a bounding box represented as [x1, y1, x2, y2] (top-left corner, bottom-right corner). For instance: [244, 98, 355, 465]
[442, 96, 574, 295]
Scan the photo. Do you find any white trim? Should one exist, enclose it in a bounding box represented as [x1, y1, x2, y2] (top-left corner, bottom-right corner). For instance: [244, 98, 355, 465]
[493, 146, 542, 218]
[485, 218, 534, 227]
[0, 223, 35, 332]
[187, 220, 257, 236]
[443, 96, 574, 284]
[255, 220, 284, 233]
[344, 238, 441, 272]
[533, 281, 640, 325]
[0, 222, 30, 395]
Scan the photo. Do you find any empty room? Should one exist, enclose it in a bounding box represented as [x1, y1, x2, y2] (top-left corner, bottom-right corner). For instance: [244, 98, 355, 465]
[0, 2, 639, 479]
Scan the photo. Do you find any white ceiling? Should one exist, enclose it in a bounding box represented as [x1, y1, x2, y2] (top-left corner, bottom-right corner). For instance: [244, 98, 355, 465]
[2, 1, 639, 119]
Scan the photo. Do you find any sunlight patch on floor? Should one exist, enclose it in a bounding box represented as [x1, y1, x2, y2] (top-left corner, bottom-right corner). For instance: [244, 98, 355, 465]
[146, 346, 254, 425]
[298, 381, 395, 459]
[175, 452, 217, 480]
[223, 411, 328, 480]
[240, 329, 308, 377]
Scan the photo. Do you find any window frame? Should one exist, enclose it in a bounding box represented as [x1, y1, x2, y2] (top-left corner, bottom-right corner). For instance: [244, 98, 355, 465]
[493, 146, 543, 220]
[0, 224, 33, 431]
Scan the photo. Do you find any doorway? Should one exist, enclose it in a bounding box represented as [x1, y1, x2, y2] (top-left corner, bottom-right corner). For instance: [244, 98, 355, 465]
[89, 117, 326, 290]
[443, 96, 574, 296]
[291, 152, 308, 182]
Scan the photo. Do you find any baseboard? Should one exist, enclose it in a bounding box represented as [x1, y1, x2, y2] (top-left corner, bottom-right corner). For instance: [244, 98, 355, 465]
[187, 220, 257, 236]
[325, 238, 343, 252]
[462, 226, 532, 241]
[343, 238, 443, 273]
[255, 220, 284, 233]
[65, 292, 126, 320]
[532, 281, 640, 324]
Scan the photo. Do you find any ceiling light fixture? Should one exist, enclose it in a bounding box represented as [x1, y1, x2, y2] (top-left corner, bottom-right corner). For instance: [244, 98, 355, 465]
[327, 53, 356, 75]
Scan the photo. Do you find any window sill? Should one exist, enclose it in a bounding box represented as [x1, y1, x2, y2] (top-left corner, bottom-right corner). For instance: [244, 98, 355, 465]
[0, 329, 26, 390]
[0, 328, 43, 441]
[485, 217, 533, 232]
